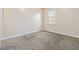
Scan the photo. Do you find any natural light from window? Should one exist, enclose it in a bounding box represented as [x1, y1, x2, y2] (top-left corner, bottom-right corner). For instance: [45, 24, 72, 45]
[48, 8, 56, 24]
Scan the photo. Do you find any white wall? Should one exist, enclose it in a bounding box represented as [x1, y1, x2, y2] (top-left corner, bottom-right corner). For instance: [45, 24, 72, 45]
[0, 9, 2, 47]
[43, 8, 79, 38]
[2, 8, 43, 40]
[0, 8, 2, 40]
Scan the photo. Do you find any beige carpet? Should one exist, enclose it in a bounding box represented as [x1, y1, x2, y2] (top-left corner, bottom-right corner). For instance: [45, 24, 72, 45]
[1, 30, 79, 50]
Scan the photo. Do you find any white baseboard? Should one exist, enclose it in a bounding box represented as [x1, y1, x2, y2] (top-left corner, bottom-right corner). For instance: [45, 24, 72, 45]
[2, 30, 79, 40]
[2, 33, 25, 40]
[44, 30, 79, 39]
[2, 30, 41, 40]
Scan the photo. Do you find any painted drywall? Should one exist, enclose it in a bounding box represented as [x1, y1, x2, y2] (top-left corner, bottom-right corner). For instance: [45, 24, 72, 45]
[0, 8, 2, 48]
[43, 8, 79, 38]
[2, 8, 42, 40]
[0, 8, 2, 40]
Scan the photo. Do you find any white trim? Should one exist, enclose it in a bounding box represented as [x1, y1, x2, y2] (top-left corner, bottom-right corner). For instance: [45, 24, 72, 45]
[44, 30, 79, 39]
[2, 33, 25, 40]
[2, 30, 41, 40]
[2, 29, 79, 40]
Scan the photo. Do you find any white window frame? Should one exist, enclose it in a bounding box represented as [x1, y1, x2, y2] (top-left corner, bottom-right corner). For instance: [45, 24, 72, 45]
[48, 8, 56, 24]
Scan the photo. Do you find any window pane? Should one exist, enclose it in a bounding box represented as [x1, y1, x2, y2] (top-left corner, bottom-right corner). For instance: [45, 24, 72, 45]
[48, 8, 56, 24]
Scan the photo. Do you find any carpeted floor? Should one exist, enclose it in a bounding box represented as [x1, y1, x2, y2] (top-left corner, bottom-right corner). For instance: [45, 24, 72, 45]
[1, 30, 79, 50]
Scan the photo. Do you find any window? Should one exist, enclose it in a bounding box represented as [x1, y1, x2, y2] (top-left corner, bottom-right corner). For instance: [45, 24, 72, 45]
[48, 8, 56, 24]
